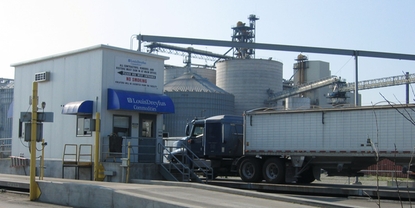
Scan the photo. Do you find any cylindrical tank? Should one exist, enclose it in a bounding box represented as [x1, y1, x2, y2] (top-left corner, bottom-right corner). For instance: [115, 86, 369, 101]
[164, 66, 216, 85]
[163, 72, 234, 137]
[216, 59, 283, 114]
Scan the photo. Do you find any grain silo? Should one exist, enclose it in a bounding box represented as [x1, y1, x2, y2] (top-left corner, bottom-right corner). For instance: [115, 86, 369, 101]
[163, 71, 234, 137]
[164, 66, 216, 85]
[216, 59, 283, 114]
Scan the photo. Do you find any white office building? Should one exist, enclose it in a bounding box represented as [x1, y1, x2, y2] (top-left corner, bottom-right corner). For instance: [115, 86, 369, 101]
[8, 45, 173, 180]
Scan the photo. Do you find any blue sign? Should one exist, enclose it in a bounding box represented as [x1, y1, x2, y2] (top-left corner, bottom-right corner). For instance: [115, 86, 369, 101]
[107, 89, 174, 114]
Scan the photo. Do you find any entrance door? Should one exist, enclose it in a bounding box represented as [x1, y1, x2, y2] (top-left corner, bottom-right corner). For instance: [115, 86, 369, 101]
[138, 114, 157, 162]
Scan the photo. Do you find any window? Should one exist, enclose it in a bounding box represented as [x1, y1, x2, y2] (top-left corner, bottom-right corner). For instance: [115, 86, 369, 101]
[205, 123, 222, 142]
[192, 124, 204, 138]
[113, 115, 131, 137]
[139, 114, 156, 138]
[77, 116, 93, 137]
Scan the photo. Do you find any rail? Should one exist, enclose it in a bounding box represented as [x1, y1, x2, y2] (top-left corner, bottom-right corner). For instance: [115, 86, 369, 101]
[61, 144, 92, 180]
[344, 73, 415, 92]
[101, 135, 157, 163]
[158, 140, 214, 183]
[158, 142, 191, 182]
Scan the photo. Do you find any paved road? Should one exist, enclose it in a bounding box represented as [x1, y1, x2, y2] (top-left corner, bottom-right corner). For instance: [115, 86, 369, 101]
[0, 191, 71, 208]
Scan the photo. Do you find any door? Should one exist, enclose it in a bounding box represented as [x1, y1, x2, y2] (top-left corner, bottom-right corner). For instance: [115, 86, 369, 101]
[205, 122, 222, 155]
[189, 123, 205, 157]
[138, 114, 157, 162]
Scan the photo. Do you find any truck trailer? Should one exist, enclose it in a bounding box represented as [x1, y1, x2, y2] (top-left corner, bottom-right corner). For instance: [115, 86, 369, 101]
[176, 104, 415, 184]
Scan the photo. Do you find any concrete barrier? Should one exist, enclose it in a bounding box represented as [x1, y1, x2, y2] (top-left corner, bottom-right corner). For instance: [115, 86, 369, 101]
[37, 180, 187, 208]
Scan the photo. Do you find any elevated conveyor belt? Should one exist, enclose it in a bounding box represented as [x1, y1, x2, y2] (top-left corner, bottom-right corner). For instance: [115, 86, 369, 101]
[267, 73, 415, 103]
[343, 73, 415, 92]
[265, 76, 339, 103]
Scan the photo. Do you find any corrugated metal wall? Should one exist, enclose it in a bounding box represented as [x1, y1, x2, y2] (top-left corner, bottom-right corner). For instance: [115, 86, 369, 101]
[216, 59, 283, 114]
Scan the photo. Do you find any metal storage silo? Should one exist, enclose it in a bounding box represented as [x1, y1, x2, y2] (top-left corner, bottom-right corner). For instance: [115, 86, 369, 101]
[164, 66, 216, 85]
[163, 71, 234, 137]
[216, 59, 283, 114]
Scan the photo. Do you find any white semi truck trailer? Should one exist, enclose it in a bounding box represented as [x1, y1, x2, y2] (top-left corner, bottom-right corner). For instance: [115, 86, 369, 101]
[178, 104, 415, 184]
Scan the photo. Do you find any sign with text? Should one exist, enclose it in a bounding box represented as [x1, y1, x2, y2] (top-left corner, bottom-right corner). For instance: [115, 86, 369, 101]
[114, 56, 159, 89]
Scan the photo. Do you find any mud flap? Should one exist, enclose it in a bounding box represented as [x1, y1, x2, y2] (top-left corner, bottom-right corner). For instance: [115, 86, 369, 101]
[284, 163, 296, 183]
[313, 166, 321, 181]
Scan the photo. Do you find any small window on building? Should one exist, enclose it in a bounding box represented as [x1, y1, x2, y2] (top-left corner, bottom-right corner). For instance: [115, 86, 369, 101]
[141, 119, 153, 138]
[77, 116, 93, 137]
[113, 115, 131, 137]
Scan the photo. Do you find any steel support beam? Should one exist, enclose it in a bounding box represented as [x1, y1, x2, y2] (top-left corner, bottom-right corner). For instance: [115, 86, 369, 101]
[136, 35, 415, 61]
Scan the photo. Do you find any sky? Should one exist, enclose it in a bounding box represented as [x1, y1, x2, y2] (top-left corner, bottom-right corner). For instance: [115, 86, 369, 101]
[1, 0, 414, 106]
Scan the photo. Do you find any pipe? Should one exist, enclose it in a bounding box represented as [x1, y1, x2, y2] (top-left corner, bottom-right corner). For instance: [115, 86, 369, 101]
[40, 139, 45, 180]
[94, 112, 100, 181]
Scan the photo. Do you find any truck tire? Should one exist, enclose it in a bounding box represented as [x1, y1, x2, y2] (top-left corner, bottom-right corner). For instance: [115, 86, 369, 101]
[239, 158, 262, 182]
[262, 158, 285, 184]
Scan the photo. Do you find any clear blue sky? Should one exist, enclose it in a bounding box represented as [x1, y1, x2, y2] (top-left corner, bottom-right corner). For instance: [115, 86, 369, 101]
[1, 0, 414, 105]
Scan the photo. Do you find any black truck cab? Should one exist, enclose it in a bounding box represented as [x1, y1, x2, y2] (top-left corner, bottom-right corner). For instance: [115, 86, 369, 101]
[187, 115, 244, 159]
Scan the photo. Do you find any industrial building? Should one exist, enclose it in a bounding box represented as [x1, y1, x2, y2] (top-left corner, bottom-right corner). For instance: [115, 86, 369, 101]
[0, 78, 13, 158]
[7, 45, 173, 180]
[0, 78, 13, 138]
[163, 70, 234, 136]
[216, 59, 283, 114]
[2, 14, 413, 184]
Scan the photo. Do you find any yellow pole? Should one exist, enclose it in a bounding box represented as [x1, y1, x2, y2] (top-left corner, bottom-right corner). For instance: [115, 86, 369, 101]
[40, 139, 45, 180]
[29, 82, 40, 200]
[94, 112, 100, 181]
[126, 142, 130, 183]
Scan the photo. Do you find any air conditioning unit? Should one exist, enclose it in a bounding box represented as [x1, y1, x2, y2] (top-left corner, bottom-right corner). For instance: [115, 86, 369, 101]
[34, 71, 50, 82]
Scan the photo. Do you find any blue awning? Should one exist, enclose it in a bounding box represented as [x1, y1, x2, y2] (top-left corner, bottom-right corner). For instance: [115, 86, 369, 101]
[62, 100, 93, 115]
[108, 89, 174, 114]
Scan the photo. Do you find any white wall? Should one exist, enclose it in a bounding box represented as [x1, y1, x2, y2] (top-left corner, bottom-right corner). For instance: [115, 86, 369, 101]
[11, 45, 168, 160]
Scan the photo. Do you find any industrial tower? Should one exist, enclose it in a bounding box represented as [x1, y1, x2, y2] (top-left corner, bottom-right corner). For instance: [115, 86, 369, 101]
[231, 14, 259, 59]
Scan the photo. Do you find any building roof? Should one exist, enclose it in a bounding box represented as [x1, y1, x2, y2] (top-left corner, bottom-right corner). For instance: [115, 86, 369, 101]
[164, 71, 229, 93]
[11, 44, 169, 67]
[0, 78, 14, 89]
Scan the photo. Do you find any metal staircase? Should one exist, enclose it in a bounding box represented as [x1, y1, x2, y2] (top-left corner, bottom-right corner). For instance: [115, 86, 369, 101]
[158, 143, 214, 183]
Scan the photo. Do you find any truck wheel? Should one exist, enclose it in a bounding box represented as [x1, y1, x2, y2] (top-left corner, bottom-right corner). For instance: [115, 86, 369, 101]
[239, 158, 262, 182]
[262, 158, 285, 184]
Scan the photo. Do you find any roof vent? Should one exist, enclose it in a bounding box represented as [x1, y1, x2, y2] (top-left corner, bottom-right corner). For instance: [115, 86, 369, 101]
[34, 72, 50, 82]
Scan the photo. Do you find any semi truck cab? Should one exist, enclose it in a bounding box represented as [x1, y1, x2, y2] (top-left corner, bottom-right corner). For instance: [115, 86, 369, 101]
[172, 115, 244, 177]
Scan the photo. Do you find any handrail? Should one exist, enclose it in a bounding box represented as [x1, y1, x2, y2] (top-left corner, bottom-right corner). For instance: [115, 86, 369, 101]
[158, 141, 214, 183]
[158, 142, 190, 182]
[180, 143, 214, 182]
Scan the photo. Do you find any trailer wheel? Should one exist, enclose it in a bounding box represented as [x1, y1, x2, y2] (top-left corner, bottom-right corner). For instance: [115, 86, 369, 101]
[262, 158, 285, 184]
[239, 158, 262, 182]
